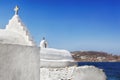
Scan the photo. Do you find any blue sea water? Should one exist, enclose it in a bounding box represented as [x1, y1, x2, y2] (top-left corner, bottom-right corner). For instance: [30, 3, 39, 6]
[78, 62, 120, 80]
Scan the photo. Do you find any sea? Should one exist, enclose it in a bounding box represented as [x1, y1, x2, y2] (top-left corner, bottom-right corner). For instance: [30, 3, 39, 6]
[78, 62, 120, 80]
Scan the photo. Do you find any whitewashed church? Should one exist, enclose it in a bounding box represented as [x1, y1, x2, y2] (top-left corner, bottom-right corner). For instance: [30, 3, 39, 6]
[0, 6, 106, 80]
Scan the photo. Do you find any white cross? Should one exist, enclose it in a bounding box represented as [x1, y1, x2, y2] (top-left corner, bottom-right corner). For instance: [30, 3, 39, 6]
[14, 6, 19, 15]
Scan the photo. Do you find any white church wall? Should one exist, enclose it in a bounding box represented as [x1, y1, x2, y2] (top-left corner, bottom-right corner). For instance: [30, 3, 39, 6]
[0, 43, 40, 80]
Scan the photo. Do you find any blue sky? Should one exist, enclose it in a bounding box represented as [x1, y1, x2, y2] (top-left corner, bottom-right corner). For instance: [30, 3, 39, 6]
[0, 0, 120, 54]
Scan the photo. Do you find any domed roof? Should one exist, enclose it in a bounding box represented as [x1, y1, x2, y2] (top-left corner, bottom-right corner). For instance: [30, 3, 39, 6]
[40, 48, 74, 60]
[40, 48, 77, 68]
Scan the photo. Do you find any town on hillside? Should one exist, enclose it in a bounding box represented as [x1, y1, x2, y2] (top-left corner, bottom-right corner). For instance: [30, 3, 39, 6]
[71, 51, 120, 62]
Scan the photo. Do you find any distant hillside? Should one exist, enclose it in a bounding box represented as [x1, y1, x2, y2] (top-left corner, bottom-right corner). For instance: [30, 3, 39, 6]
[71, 51, 120, 62]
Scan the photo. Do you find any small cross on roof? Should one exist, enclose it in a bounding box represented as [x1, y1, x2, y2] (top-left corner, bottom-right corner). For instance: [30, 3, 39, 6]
[14, 5, 19, 15]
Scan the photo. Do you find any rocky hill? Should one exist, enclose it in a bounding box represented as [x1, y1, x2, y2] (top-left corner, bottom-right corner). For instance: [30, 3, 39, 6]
[71, 51, 120, 62]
